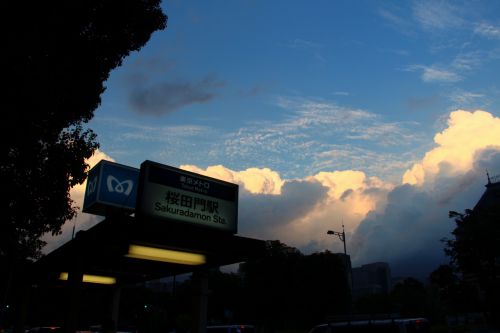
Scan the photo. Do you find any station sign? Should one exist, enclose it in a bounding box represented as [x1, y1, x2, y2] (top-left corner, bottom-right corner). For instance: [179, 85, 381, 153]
[83, 160, 139, 216]
[136, 160, 238, 234]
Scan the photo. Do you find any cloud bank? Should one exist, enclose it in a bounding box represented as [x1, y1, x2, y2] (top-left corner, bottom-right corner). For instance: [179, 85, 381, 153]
[46, 110, 500, 280]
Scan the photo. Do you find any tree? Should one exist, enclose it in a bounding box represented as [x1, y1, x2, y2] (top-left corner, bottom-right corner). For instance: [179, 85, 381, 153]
[390, 278, 427, 317]
[3, 0, 167, 261]
[444, 208, 500, 326]
[238, 241, 350, 330]
[238, 240, 303, 329]
[429, 264, 481, 320]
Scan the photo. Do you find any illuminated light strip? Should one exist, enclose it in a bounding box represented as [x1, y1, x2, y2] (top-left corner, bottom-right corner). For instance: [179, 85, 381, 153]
[59, 272, 116, 285]
[126, 244, 206, 265]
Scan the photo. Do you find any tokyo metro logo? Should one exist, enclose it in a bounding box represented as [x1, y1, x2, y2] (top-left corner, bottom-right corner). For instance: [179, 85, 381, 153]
[106, 175, 134, 196]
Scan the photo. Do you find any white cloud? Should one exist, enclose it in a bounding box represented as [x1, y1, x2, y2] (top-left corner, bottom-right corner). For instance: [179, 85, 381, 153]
[474, 23, 500, 39]
[413, 1, 464, 31]
[352, 147, 500, 278]
[352, 110, 500, 278]
[422, 67, 462, 83]
[238, 169, 392, 256]
[451, 51, 483, 74]
[287, 38, 322, 49]
[179, 164, 284, 195]
[221, 97, 422, 178]
[406, 65, 462, 83]
[403, 110, 500, 186]
[379, 8, 414, 36]
[447, 89, 487, 109]
[42, 110, 500, 279]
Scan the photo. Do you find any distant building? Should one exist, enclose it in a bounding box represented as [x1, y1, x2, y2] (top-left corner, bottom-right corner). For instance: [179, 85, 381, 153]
[474, 172, 500, 212]
[352, 262, 392, 299]
[459, 173, 500, 288]
[335, 253, 353, 289]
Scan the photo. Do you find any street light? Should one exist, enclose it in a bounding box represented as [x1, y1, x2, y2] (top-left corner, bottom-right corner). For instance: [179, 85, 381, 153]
[326, 223, 353, 315]
[327, 225, 347, 257]
[327, 224, 353, 303]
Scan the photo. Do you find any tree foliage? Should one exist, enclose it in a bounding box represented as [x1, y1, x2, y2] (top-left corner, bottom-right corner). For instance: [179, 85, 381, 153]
[390, 277, 427, 316]
[3, 1, 167, 260]
[444, 208, 500, 324]
[235, 241, 350, 330]
[445, 209, 500, 282]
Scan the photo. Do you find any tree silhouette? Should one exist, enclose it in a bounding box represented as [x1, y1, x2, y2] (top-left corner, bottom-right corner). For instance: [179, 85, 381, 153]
[237, 241, 350, 330]
[3, 0, 167, 261]
[445, 209, 500, 326]
[390, 277, 428, 317]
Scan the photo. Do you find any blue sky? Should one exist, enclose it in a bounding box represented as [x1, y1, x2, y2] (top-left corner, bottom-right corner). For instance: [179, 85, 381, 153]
[90, 0, 500, 182]
[48, 0, 500, 278]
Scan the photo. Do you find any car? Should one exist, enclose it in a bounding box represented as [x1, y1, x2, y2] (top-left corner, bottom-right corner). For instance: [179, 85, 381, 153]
[26, 327, 62, 333]
[206, 325, 256, 333]
[308, 317, 431, 333]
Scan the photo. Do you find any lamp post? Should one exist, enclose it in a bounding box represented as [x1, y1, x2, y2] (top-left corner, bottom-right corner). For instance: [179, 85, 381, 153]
[327, 224, 353, 314]
[327, 225, 350, 284]
[327, 225, 347, 257]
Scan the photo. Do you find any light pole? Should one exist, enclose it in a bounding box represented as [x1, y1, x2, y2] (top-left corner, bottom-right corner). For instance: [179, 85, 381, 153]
[327, 224, 353, 314]
[327, 225, 347, 257]
[327, 225, 350, 284]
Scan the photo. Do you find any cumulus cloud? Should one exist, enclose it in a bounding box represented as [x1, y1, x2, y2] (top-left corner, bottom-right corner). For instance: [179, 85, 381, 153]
[207, 110, 500, 279]
[179, 164, 285, 195]
[41, 110, 500, 280]
[352, 110, 500, 278]
[352, 147, 500, 278]
[180, 164, 392, 255]
[233, 169, 392, 257]
[403, 110, 500, 186]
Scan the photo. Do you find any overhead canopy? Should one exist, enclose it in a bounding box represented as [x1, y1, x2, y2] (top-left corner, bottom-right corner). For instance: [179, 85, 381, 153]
[32, 214, 266, 285]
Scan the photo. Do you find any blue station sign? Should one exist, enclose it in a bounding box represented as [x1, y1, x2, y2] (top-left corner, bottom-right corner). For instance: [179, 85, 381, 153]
[83, 160, 140, 216]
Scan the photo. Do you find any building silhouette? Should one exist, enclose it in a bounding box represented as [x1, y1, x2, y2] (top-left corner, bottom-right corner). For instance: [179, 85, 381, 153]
[351, 262, 392, 299]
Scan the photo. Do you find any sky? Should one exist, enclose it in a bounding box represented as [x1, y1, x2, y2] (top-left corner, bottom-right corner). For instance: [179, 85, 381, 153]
[45, 0, 500, 280]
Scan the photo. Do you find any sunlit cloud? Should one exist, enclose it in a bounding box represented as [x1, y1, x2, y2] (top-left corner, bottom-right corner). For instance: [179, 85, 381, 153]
[42, 110, 500, 280]
[403, 110, 500, 186]
[179, 164, 393, 258]
[181, 110, 500, 278]
[180, 164, 284, 195]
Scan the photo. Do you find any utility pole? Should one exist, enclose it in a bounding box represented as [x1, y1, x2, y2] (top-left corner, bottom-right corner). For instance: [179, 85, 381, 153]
[327, 225, 347, 257]
[327, 224, 353, 315]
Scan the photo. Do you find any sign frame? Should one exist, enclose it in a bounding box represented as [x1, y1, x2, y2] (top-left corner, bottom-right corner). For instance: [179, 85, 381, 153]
[82, 160, 140, 216]
[136, 160, 239, 234]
